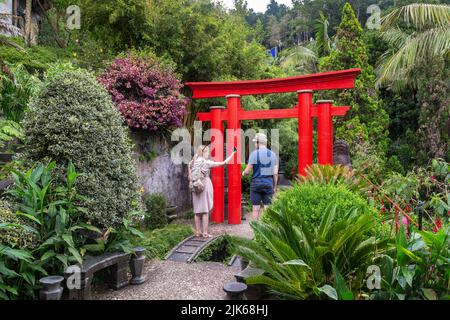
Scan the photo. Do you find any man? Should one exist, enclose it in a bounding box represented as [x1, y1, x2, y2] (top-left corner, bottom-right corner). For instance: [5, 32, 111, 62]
[242, 133, 279, 220]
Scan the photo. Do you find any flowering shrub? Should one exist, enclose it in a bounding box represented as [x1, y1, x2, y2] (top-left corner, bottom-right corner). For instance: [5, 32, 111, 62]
[98, 56, 187, 132]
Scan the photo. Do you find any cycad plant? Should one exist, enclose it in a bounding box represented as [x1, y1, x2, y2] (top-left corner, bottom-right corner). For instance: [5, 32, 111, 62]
[377, 3, 450, 89]
[298, 164, 362, 192]
[233, 204, 390, 300]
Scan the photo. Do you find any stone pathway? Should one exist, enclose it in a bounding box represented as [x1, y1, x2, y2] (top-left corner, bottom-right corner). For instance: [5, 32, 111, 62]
[93, 214, 253, 300]
[92, 260, 239, 300]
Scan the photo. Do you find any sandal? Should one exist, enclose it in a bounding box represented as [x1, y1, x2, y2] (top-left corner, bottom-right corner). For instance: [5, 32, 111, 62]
[202, 233, 213, 238]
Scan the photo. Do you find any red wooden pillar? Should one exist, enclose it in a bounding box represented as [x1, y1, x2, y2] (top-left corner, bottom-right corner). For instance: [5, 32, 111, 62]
[210, 106, 225, 223]
[297, 90, 313, 176]
[226, 95, 242, 225]
[317, 100, 334, 165]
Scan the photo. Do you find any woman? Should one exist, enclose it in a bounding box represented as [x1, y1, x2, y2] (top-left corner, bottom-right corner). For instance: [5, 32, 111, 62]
[188, 145, 235, 237]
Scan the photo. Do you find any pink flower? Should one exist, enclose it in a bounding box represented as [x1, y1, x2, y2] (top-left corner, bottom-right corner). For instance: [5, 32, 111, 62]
[98, 56, 186, 132]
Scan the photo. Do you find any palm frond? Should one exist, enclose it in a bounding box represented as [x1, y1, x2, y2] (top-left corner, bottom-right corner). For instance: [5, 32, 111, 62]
[380, 27, 410, 49]
[381, 3, 450, 31]
[376, 27, 450, 89]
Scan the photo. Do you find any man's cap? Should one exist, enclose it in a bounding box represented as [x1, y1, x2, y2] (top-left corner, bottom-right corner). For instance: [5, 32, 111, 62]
[252, 133, 268, 144]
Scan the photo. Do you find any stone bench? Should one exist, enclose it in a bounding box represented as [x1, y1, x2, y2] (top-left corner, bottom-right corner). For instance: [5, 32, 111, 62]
[63, 247, 145, 300]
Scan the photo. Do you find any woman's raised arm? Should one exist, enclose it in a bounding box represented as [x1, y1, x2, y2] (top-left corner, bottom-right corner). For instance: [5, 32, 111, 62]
[207, 152, 235, 168]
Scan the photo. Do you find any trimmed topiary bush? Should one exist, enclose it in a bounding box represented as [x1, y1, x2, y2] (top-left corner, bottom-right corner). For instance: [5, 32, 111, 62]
[22, 66, 141, 228]
[266, 182, 378, 227]
[144, 193, 168, 230]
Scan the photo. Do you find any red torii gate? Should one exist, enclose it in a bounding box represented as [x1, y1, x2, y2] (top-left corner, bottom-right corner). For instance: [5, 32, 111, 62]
[186, 68, 361, 225]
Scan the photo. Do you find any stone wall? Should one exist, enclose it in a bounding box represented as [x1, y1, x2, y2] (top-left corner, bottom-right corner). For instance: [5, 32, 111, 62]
[131, 131, 191, 211]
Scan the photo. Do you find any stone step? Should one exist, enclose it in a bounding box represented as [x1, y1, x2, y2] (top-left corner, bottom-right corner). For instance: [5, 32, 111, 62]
[176, 245, 199, 254]
[235, 267, 265, 283]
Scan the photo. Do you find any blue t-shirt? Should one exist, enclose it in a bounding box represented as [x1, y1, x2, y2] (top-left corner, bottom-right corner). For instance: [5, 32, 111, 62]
[248, 148, 278, 185]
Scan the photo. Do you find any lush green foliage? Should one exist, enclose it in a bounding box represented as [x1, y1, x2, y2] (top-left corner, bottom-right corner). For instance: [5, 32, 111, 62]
[195, 235, 234, 264]
[0, 37, 69, 73]
[134, 224, 193, 260]
[378, 3, 450, 90]
[143, 193, 168, 230]
[267, 181, 378, 228]
[1, 162, 87, 300]
[319, 3, 390, 180]
[22, 66, 141, 228]
[0, 120, 22, 150]
[234, 205, 389, 300]
[380, 159, 449, 229]
[0, 162, 143, 300]
[6, 162, 89, 272]
[0, 64, 41, 122]
[370, 226, 449, 300]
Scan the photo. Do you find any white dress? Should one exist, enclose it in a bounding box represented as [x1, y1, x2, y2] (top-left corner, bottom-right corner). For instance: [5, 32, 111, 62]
[191, 158, 215, 214]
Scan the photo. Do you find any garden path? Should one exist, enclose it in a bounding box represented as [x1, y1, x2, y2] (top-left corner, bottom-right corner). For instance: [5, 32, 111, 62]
[92, 214, 253, 300]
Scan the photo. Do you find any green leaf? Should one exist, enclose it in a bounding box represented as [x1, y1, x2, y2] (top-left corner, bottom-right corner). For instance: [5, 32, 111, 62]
[128, 227, 144, 238]
[0, 261, 19, 277]
[82, 243, 105, 253]
[40, 250, 56, 261]
[76, 223, 102, 233]
[422, 288, 438, 300]
[318, 285, 338, 300]
[67, 247, 83, 264]
[55, 254, 68, 267]
[28, 264, 48, 276]
[332, 263, 354, 300]
[62, 234, 75, 248]
[21, 272, 35, 286]
[282, 259, 311, 269]
[15, 212, 41, 225]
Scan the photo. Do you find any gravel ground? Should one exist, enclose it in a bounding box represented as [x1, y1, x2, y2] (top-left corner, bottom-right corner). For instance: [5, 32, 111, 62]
[92, 260, 240, 300]
[92, 214, 253, 300]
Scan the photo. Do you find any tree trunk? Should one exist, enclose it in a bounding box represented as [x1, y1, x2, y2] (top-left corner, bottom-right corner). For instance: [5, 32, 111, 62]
[25, 0, 32, 47]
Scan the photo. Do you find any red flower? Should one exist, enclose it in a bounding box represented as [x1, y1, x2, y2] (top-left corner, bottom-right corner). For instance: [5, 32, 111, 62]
[433, 217, 442, 233]
[405, 204, 412, 213]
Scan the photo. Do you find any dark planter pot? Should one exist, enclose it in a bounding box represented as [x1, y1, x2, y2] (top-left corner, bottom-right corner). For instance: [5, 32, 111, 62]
[39, 276, 65, 300]
[130, 247, 146, 285]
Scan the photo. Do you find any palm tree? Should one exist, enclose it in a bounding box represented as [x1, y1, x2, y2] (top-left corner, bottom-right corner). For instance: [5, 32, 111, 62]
[377, 3, 450, 89]
[315, 12, 331, 58]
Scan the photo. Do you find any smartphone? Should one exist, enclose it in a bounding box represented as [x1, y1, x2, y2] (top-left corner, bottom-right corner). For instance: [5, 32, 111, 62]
[233, 147, 237, 152]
